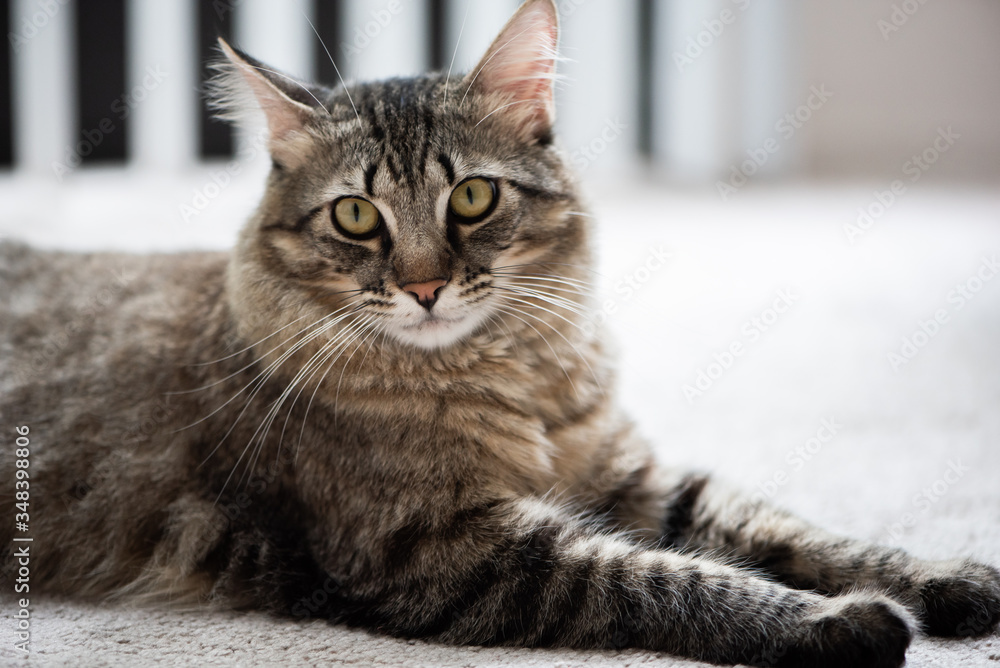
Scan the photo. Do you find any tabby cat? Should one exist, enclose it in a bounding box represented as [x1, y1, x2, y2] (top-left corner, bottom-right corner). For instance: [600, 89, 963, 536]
[1, 1, 998, 666]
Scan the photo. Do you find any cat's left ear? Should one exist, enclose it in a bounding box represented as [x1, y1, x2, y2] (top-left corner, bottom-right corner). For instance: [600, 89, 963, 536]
[211, 39, 326, 167]
[465, 0, 559, 144]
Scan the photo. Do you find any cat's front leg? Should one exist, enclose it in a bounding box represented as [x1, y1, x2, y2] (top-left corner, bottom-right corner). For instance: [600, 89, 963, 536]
[656, 473, 1000, 638]
[337, 496, 914, 667]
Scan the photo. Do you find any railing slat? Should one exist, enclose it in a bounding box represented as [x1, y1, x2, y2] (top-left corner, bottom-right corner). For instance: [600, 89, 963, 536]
[128, 0, 197, 170]
[340, 0, 426, 81]
[557, 0, 640, 178]
[236, 0, 313, 81]
[444, 0, 517, 78]
[12, 0, 74, 175]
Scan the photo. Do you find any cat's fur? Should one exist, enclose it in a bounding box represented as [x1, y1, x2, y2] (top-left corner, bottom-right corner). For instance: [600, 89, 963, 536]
[1, 2, 998, 666]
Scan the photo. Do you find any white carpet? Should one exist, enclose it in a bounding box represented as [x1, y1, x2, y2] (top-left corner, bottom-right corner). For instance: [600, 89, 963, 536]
[1, 170, 998, 666]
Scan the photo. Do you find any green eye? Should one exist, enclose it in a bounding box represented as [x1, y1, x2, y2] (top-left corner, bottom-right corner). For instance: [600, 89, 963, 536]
[449, 178, 497, 222]
[333, 197, 381, 238]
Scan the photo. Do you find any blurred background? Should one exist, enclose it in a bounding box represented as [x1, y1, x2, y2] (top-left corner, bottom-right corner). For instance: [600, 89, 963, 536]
[1, 0, 998, 184]
[1, 1, 999, 559]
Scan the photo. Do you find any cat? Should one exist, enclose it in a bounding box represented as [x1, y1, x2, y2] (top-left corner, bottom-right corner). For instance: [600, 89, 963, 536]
[1, 1, 998, 666]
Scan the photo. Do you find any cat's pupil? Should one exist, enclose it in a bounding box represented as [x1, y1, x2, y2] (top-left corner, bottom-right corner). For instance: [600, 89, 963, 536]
[465, 186, 474, 205]
[352, 202, 361, 222]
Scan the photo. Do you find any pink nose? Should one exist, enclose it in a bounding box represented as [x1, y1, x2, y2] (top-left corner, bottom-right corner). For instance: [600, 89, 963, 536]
[401, 279, 448, 311]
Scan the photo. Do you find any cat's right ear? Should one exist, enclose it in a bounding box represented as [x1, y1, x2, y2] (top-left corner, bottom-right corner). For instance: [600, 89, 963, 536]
[209, 39, 326, 168]
[464, 0, 560, 144]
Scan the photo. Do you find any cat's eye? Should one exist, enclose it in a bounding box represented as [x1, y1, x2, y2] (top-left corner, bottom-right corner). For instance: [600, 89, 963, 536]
[449, 178, 497, 223]
[332, 197, 382, 239]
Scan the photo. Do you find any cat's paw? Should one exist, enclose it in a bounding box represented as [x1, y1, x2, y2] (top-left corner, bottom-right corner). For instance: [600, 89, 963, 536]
[916, 559, 1000, 637]
[768, 594, 914, 668]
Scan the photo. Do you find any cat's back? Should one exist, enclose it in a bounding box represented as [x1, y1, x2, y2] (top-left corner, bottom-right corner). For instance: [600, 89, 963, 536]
[0, 240, 231, 396]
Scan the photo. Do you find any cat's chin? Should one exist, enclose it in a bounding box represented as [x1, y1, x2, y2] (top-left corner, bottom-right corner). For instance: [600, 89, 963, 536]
[389, 313, 486, 351]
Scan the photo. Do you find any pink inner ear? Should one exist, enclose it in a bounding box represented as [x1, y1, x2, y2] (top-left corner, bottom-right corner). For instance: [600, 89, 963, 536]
[236, 64, 307, 143]
[472, 2, 559, 137]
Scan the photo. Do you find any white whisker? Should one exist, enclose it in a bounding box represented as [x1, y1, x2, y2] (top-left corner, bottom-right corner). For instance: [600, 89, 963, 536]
[221, 314, 374, 497]
[302, 11, 360, 123]
[497, 295, 604, 397]
[475, 99, 537, 128]
[498, 284, 591, 315]
[443, 0, 472, 107]
[493, 304, 579, 398]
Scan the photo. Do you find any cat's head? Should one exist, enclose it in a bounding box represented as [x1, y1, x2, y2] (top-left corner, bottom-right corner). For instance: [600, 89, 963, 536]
[214, 0, 590, 353]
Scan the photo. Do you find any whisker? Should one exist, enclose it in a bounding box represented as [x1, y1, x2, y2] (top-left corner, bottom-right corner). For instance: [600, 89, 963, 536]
[460, 26, 534, 107]
[171, 304, 359, 395]
[484, 312, 517, 353]
[493, 304, 579, 398]
[185, 290, 364, 369]
[302, 11, 360, 123]
[475, 99, 537, 128]
[497, 284, 589, 316]
[245, 64, 328, 111]
[183, 306, 361, 439]
[251, 315, 375, 483]
[331, 317, 385, 430]
[497, 295, 604, 396]
[285, 314, 381, 465]
[492, 261, 607, 281]
[491, 271, 594, 293]
[189, 311, 315, 368]
[193, 308, 367, 485]
[223, 314, 373, 496]
[497, 280, 593, 305]
[499, 293, 587, 335]
[443, 0, 471, 107]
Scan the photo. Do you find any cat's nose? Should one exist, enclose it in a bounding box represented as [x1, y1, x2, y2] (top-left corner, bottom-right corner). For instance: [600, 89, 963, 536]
[401, 278, 449, 311]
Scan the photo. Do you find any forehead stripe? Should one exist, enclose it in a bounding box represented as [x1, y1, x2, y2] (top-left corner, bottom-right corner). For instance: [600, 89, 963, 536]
[364, 163, 379, 197]
[437, 153, 456, 185]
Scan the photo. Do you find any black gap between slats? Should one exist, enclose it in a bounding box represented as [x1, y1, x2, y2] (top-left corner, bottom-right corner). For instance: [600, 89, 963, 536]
[637, 0, 655, 158]
[75, 0, 127, 164]
[313, 0, 342, 88]
[0, 0, 12, 167]
[199, 0, 235, 159]
[427, 0, 448, 72]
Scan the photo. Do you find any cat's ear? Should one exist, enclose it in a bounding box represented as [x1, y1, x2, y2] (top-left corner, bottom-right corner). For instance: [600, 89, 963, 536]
[465, 0, 559, 143]
[210, 39, 326, 167]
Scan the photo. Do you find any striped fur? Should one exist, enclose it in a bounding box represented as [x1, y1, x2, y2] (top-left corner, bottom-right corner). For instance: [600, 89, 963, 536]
[1, 2, 997, 666]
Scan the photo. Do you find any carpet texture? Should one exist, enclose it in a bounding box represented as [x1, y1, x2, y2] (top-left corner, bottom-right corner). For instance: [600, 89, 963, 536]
[1, 173, 998, 666]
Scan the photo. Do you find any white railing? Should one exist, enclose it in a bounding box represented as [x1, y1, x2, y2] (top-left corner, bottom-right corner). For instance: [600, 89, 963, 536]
[6, 0, 794, 183]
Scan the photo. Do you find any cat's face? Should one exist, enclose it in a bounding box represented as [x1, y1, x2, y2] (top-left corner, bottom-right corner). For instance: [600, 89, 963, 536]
[220, 0, 588, 352]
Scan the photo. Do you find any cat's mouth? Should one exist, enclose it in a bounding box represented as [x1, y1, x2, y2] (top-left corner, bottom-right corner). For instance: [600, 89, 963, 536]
[402, 314, 462, 331]
[387, 305, 488, 350]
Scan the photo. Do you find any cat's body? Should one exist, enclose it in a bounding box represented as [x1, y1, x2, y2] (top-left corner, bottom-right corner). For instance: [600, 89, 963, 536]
[1, 2, 998, 666]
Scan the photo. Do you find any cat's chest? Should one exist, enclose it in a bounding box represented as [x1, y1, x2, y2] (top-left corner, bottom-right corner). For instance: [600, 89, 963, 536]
[332, 353, 604, 495]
